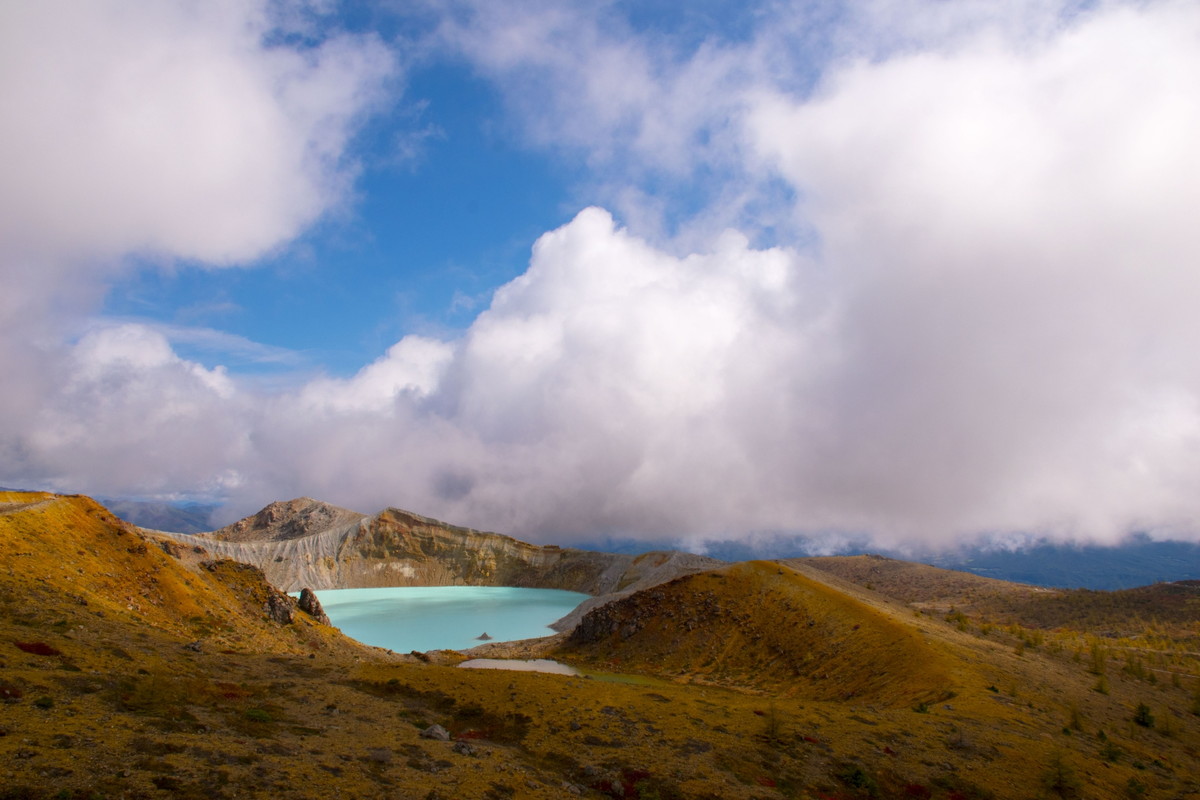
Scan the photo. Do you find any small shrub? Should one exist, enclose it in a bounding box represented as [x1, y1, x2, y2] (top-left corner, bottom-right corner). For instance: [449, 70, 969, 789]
[1123, 656, 1148, 681]
[1099, 740, 1123, 763]
[761, 702, 784, 744]
[837, 764, 878, 796]
[1093, 676, 1109, 695]
[1042, 751, 1082, 798]
[1067, 703, 1084, 732]
[33, 695, 53, 709]
[1088, 643, 1107, 675]
[245, 708, 273, 723]
[912, 701, 930, 714]
[1132, 703, 1154, 728]
[1125, 777, 1149, 799]
[945, 611, 969, 632]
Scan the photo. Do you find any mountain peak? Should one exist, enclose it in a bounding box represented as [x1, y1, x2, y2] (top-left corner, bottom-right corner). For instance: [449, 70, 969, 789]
[206, 497, 366, 542]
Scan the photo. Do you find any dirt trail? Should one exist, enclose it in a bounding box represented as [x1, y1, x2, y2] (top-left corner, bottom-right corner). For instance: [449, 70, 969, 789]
[0, 499, 52, 515]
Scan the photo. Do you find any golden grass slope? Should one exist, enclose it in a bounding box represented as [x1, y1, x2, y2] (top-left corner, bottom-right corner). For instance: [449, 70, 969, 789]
[0, 491, 335, 653]
[559, 561, 954, 707]
[4, 492, 1200, 799]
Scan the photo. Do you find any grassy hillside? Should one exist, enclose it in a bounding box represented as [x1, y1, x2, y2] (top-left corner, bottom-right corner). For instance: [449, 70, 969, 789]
[3, 493, 1200, 799]
[559, 561, 954, 707]
[802, 554, 1200, 634]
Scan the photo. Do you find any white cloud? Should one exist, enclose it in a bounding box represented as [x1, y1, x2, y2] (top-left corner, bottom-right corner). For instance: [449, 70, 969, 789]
[241, 0, 1200, 546]
[0, 0, 395, 267]
[26, 324, 248, 497]
[0, 0, 396, 498]
[7, 0, 1200, 552]
[736, 0, 1200, 546]
[224, 207, 816, 536]
[299, 335, 455, 413]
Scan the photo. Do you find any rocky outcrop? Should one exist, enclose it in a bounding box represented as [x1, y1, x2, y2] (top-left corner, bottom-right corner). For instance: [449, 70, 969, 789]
[149, 502, 723, 629]
[264, 593, 294, 625]
[297, 587, 330, 625]
[208, 497, 366, 543]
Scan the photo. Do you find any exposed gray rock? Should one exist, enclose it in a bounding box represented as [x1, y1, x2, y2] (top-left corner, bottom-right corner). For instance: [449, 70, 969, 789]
[208, 497, 366, 543]
[420, 724, 451, 741]
[152, 505, 722, 604]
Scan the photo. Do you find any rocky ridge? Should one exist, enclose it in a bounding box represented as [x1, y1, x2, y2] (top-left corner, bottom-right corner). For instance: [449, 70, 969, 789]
[206, 497, 367, 542]
[150, 501, 721, 629]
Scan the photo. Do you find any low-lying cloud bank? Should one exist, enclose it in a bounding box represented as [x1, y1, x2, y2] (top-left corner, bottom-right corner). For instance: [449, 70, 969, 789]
[5, 1, 1200, 551]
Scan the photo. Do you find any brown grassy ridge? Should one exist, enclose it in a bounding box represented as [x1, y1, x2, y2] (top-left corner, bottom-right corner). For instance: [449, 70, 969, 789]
[557, 560, 955, 707]
[0, 490, 340, 653]
[798, 554, 1200, 636]
[4, 491, 1200, 799]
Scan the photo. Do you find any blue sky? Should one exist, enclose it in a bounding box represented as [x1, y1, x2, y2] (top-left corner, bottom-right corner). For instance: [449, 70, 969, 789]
[103, 58, 579, 377]
[4, 0, 1200, 551]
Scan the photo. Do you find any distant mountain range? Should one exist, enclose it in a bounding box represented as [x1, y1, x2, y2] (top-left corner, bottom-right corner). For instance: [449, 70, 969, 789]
[925, 535, 1200, 589]
[98, 497, 220, 534]
[589, 534, 1200, 591]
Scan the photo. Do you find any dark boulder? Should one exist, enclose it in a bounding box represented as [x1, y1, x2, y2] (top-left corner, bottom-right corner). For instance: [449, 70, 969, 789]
[297, 587, 331, 625]
[264, 594, 294, 625]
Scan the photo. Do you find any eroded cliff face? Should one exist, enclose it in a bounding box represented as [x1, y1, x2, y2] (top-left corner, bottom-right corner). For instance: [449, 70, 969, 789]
[151, 504, 721, 630]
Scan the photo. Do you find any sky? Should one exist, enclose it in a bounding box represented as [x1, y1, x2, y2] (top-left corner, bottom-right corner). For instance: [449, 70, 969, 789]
[3, 0, 1200, 553]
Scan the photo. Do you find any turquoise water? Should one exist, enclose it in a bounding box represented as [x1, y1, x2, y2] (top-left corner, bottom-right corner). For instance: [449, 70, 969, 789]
[305, 586, 589, 653]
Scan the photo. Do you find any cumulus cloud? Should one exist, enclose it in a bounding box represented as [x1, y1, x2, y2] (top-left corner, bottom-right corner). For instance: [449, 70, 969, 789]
[0, 0, 394, 489]
[219, 207, 813, 537]
[22, 324, 250, 497]
[0, 0, 394, 267]
[742, 0, 1200, 545]
[6, 0, 1200, 552]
